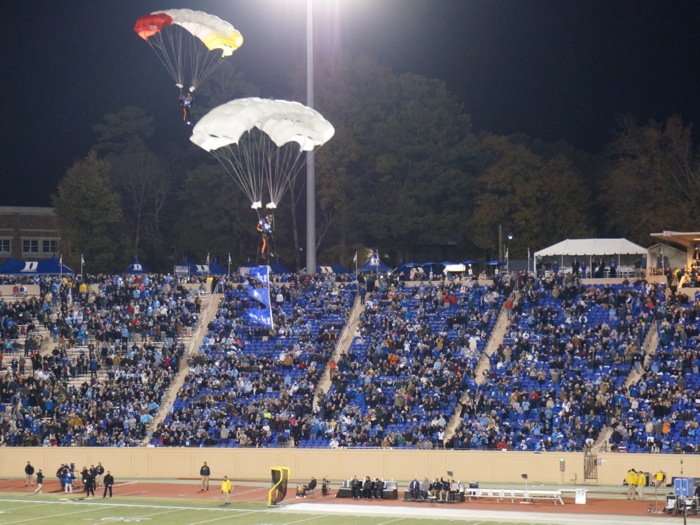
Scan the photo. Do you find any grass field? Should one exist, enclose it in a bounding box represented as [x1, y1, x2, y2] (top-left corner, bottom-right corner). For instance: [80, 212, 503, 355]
[0, 491, 684, 525]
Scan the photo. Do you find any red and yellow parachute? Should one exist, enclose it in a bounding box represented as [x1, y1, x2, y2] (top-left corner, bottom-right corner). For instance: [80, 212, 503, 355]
[134, 9, 243, 92]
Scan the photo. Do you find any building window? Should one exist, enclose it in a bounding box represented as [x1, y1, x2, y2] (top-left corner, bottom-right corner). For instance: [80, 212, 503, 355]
[22, 239, 39, 254]
[42, 240, 58, 254]
[0, 239, 9, 254]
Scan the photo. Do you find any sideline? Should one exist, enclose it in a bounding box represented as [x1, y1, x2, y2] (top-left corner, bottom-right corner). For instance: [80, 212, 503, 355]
[284, 502, 681, 525]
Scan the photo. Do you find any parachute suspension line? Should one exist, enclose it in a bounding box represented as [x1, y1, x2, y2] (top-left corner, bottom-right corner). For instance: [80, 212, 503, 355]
[267, 143, 306, 208]
[146, 27, 187, 90]
[187, 38, 227, 92]
[212, 146, 259, 205]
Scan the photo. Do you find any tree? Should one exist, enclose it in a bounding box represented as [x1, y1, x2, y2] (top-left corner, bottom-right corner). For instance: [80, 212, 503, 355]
[93, 106, 169, 257]
[311, 55, 478, 264]
[469, 133, 593, 258]
[603, 115, 700, 243]
[93, 106, 155, 154]
[175, 163, 258, 266]
[52, 152, 132, 272]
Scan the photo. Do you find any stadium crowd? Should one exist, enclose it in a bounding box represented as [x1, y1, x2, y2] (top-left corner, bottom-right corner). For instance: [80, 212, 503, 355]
[3, 266, 700, 455]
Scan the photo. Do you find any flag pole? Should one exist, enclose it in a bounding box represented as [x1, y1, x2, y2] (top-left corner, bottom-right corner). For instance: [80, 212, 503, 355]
[80, 253, 84, 280]
[227, 253, 231, 277]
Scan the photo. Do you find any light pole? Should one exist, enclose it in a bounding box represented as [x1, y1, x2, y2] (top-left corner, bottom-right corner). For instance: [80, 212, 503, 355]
[506, 234, 513, 273]
[306, 0, 316, 274]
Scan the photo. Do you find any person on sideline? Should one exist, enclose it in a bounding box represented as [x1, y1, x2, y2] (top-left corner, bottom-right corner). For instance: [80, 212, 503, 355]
[221, 476, 232, 505]
[64, 468, 74, 494]
[25, 461, 35, 486]
[301, 476, 317, 497]
[635, 470, 646, 499]
[625, 468, 638, 500]
[103, 471, 114, 498]
[200, 462, 211, 491]
[34, 469, 44, 494]
[95, 462, 105, 487]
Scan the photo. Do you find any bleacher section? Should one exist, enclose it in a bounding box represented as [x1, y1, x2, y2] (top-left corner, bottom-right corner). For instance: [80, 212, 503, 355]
[2, 269, 690, 455]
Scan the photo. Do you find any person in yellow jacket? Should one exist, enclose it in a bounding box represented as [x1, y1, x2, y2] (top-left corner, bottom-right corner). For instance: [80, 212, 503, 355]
[221, 476, 232, 505]
[654, 470, 666, 488]
[635, 470, 646, 499]
[625, 469, 638, 499]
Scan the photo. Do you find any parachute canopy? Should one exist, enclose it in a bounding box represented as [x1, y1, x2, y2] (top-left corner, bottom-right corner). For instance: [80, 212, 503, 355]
[134, 9, 243, 92]
[190, 98, 335, 208]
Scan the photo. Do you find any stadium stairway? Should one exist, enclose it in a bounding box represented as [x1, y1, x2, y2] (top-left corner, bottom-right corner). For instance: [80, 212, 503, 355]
[141, 291, 223, 444]
[313, 292, 364, 410]
[591, 318, 660, 452]
[444, 291, 517, 441]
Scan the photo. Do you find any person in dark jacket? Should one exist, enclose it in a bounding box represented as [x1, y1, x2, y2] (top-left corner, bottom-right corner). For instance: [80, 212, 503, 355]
[85, 470, 96, 497]
[301, 476, 317, 497]
[350, 475, 361, 499]
[409, 477, 421, 500]
[200, 462, 211, 491]
[103, 471, 115, 498]
[34, 469, 44, 494]
[24, 461, 35, 486]
[372, 478, 384, 499]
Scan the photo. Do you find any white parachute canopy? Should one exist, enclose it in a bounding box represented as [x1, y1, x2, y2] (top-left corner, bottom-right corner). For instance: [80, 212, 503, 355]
[190, 98, 335, 208]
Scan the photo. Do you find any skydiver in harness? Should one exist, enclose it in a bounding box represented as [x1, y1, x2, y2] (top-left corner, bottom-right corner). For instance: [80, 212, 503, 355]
[256, 213, 276, 259]
[179, 92, 194, 125]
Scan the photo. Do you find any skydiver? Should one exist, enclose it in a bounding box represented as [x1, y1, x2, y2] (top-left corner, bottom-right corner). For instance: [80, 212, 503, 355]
[179, 92, 194, 125]
[256, 214, 275, 258]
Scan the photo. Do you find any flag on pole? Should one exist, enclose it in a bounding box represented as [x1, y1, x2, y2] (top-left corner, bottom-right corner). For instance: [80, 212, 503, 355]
[228, 253, 232, 264]
[206, 253, 210, 265]
[353, 252, 357, 263]
[81, 254, 85, 265]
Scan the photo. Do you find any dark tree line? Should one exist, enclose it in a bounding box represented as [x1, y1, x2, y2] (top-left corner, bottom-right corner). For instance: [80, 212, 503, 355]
[52, 56, 700, 274]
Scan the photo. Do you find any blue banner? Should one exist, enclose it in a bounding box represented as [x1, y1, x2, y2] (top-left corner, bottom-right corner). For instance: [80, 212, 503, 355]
[250, 265, 270, 286]
[248, 308, 273, 328]
[248, 286, 271, 308]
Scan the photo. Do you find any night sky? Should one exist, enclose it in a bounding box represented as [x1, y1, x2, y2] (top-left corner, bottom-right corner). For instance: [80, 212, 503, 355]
[3, 0, 700, 206]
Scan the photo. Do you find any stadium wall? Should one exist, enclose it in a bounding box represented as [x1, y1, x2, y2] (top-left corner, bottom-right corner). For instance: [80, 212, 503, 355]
[1, 448, 695, 485]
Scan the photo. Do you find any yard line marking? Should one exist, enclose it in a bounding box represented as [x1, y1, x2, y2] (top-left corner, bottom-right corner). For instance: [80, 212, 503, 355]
[377, 518, 409, 525]
[0, 498, 250, 512]
[187, 509, 260, 525]
[0, 501, 54, 512]
[2, 504, 119, 524]
[281, 514, 328, 525]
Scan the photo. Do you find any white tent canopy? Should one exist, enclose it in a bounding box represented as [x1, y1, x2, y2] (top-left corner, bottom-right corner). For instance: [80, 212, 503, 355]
[534, 238, 648, 277]
[535, 238, 647, 257]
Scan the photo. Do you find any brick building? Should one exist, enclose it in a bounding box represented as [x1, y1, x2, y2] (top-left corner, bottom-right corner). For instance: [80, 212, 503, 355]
[0, 206, 60, 261]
